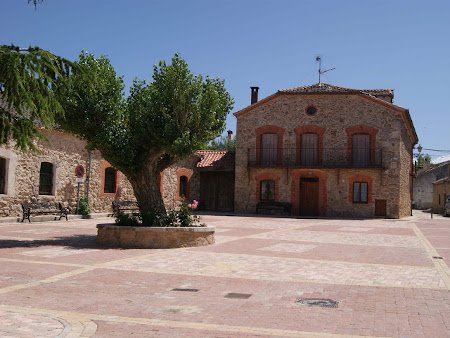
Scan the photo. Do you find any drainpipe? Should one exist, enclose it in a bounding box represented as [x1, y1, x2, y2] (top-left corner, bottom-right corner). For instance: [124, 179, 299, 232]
[85, 150, 92, 204]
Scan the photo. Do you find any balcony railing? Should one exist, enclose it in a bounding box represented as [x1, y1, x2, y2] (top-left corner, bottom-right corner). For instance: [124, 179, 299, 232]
[247, 147, 384, 168]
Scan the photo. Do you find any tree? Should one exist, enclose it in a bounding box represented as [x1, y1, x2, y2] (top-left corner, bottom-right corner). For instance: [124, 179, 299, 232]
[57, 53, 234, 220]
[417, 153, 432, 168]
[207, 135, 236, 152]
[0, 45, 74, 150]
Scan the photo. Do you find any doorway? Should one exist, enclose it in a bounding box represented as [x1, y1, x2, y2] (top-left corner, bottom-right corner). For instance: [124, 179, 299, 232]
[299, 177, 319, 216]
[200, 172, 235, 212]
[375, 199, 387, 217]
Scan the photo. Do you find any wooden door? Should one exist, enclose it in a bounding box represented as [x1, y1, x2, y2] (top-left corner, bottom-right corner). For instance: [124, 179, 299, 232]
[200, 172, 234, 212]
[375, 199, 387, 217]
[299, 178, 319, 216]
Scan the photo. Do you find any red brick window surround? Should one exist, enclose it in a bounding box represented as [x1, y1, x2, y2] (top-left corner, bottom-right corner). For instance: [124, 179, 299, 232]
[346, 126, 378, 166]
[100, 160, 120, 197]
[176, 168, 193, 200]
[349, 175, 373, 204]
[255, 126, 285, 165]
[295, 126, 325, 165]
[255, 172, 280, 202]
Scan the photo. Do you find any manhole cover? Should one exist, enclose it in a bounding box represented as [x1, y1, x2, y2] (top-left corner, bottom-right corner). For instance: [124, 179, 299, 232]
[296, 298, 339, 308]
[171, 288, 199, 292]
[224, 293, 252, 299]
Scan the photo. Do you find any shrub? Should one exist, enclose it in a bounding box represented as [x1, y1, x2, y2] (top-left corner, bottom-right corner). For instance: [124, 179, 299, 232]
[115, 212, 140, 227]
[114, 200, 205, 227]
[77, 196, 91, 216]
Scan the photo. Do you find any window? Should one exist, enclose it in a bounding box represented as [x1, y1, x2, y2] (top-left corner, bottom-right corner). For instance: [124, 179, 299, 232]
[300, 133, 319, 165]
[260, 180, 275, 201]
[39, 162, 54, 195]
[179, 175, 188, 197]
[104, 167, 117, 193]
[306, 106, 317, 116]
[352, 134, 370, 167]
[0, 157, 6, 194]
[260, 133, 278, 165]
[353, 181, 368, 203]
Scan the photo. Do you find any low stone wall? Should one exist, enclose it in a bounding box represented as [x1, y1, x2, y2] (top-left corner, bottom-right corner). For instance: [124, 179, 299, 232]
[96, 224, 215, 249]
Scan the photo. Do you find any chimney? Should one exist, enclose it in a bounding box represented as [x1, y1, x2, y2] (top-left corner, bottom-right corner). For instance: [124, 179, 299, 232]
[227, 130, 233, 142]
[250, 86, 259, 105]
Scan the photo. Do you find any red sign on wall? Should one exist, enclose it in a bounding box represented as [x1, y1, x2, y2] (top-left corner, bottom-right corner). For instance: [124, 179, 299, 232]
[75, 164, 85, 178]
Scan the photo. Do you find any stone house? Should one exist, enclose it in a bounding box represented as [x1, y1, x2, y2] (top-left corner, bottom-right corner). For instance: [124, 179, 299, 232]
[0, 129, 234, 218]
[234, 83, 418, 218]
[432, 168, 450, 214]
[413, 161, 450, 209]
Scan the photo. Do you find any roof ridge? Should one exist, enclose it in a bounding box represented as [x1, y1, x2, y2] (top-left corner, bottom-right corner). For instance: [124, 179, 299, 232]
[278, 82, 392, 96]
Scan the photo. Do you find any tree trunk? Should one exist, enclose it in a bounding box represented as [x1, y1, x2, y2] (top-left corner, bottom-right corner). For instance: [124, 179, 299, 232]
[127, 165, 166, 219]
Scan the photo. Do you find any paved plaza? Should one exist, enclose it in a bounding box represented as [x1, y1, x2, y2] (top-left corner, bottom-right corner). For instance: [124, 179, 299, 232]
[0, 211, 449, 337]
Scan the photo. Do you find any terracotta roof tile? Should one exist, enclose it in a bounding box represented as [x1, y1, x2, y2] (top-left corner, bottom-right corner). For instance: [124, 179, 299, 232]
[195, 150, 235, 170]
[278, 82, 393, 98]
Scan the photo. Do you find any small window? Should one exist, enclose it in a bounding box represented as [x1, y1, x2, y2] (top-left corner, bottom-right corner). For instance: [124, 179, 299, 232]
[353, 181, 368, 204]
[39, 162, 54, 195]
[179, 175, 188, 197]
[306, 106, 317, 115]
[260, 180, 275, 201]
[104, 167, 117, 193]
[0, 157, 6, 194]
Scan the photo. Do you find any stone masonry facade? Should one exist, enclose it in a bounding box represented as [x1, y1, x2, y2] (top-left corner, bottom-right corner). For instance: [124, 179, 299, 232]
[234, 83, 418, 218]
[0, 130, 200, 218]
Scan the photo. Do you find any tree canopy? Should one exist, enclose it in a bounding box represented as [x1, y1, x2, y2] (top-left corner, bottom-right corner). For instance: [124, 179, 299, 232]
[0, 45, 74, 150]
[416, 153, 432, 168]
[57, 52, 234, 217]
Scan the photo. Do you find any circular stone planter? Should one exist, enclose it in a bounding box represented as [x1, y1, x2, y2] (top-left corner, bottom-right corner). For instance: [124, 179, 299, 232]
[96, 224, 215, 249]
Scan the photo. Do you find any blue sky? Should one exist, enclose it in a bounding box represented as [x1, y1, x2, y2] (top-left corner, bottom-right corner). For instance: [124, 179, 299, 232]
[2, 0, 449, 161]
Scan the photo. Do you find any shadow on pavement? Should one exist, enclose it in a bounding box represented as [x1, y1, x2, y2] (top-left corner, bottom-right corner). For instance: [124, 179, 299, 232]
[0, 235, 110, 250]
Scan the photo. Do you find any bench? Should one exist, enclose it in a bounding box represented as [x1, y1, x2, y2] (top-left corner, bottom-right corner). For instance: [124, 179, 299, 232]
[21, 202, 71, 222]
[256, 201, 292, 216]
[112, 200, 140, 217]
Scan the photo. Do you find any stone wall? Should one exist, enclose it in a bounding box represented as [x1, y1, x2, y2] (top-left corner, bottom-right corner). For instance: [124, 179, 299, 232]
[161, 156, 200, 210]
[0, 130, 89, 217]
[414, 163, 450, 209]
[235, 93, 413, 218]
[433, 180, 450, 214]
[0, 130, 199, 217]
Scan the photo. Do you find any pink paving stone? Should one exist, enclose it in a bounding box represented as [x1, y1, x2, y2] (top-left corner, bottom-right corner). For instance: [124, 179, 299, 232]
[303, 224, 416, 236]
[0, 261, 78, 288]
[195, 238, 432, 266]
[0, 212, 449, 337]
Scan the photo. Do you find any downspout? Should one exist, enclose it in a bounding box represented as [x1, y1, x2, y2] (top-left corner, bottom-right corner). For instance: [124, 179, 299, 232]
[85, 150, 92, 204]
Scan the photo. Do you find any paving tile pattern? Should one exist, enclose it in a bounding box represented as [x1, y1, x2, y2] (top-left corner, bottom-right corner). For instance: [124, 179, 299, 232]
[0, 211, 449, 337]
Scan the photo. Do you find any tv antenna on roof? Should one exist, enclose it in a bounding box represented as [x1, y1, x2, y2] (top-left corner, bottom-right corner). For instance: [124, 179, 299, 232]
[316, 56, 335, 83]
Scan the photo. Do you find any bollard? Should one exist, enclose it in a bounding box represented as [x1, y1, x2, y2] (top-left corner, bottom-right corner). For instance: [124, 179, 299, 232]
[431, 211, 433, 219]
